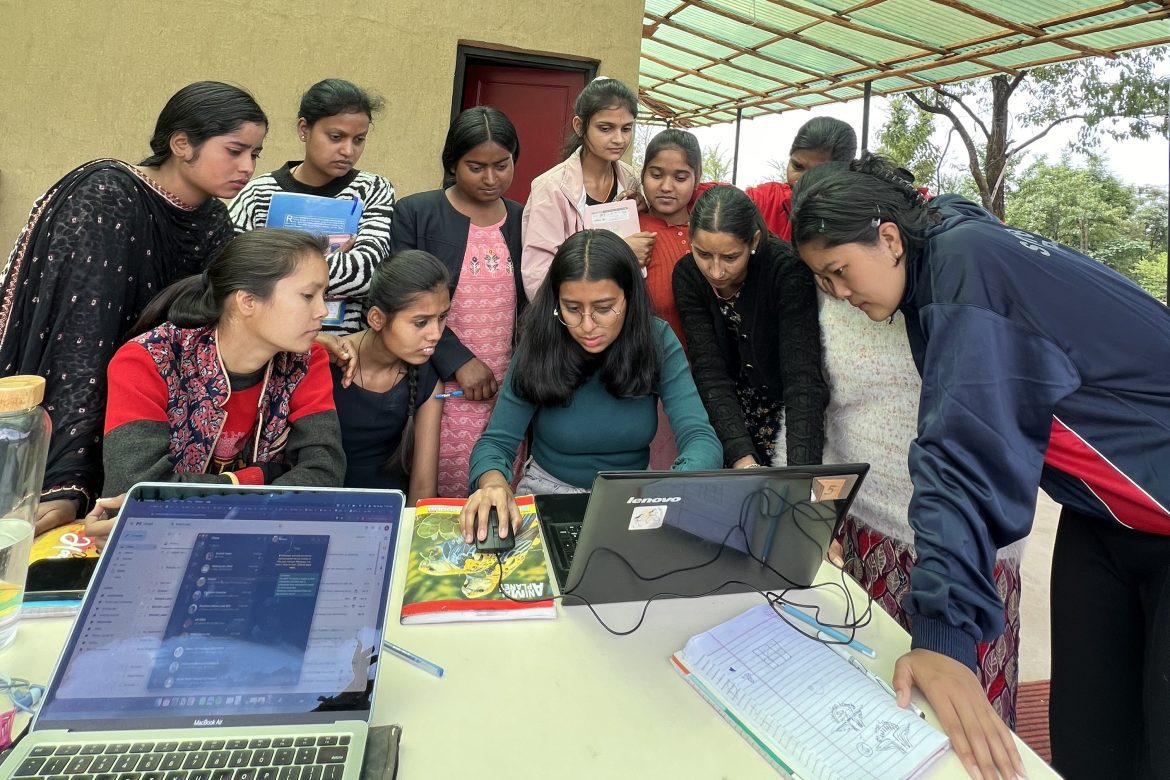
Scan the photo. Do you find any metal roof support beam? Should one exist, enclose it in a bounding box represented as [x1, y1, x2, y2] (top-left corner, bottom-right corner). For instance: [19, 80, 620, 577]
[732, 107, 744, 185]
[861, 80, 873, 153]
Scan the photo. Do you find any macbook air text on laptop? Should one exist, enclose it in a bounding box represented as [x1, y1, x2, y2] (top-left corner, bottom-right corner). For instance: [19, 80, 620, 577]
[3, 483, 403, 780]
[535, 465, 868, 605]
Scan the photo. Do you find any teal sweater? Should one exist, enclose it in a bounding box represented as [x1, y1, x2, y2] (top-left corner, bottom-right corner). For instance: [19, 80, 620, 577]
[469, 319, 722, 490]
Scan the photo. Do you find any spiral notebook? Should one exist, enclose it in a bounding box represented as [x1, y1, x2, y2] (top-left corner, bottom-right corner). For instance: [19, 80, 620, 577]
[671, 603, 949, 780]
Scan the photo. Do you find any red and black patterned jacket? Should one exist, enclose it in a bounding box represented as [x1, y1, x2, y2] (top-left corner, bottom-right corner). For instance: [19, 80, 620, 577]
[102, 323, 344, 495]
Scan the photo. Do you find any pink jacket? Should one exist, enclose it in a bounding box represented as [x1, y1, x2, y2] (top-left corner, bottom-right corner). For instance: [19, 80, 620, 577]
[520, 151, 638, 301]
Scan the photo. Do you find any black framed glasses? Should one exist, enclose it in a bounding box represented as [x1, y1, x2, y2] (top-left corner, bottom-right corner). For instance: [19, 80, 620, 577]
[0, 674, 45, 714]
[554, 302, 624, 328]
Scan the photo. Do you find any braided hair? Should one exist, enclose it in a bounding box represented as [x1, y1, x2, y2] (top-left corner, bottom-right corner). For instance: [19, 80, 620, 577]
[385, 365, 420, 476]
[789, 153, 934, 255]
[366, 250, 451, 476]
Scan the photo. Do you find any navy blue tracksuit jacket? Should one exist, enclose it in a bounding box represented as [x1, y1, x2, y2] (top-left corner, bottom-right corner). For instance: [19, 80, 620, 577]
[899, 196, 1170, 669]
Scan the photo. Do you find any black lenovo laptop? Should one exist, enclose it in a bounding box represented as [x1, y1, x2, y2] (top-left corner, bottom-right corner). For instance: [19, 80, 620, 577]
[534, 465, 869, 605]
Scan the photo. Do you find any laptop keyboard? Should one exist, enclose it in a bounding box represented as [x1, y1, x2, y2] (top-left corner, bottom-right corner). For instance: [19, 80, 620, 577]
[13, 734, 351, 780]
[555, 524, 582, 565]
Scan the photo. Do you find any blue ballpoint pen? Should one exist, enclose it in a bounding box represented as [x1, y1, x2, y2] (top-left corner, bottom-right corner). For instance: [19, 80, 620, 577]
[778, 602, 877, 659]
[382, 641, 444, 678]
[434, 390, 465, 400]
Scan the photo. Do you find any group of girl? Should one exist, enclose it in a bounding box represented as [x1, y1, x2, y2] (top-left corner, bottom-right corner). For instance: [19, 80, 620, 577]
[4, 73, 1167, 780]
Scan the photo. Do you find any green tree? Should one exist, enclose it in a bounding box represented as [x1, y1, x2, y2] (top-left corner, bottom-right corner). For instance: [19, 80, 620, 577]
[1006, 155, 1137, 269]
[702, 142, 733, 182]
[631, 123, 658, 170]
[897, 47, 1168, 218]
[1133, 185, 1169, 251]
[877, 96, 939, 186]
[1132, 252, 1169, 303]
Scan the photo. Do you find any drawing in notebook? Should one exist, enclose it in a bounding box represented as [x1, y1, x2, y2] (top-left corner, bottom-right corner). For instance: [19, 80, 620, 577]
[670, 603, 949, 780]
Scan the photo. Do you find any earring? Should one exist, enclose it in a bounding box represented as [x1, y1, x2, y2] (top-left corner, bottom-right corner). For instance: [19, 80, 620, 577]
[750, 249, 756, 255]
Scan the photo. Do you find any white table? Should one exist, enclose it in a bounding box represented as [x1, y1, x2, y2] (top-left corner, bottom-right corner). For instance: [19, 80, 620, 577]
[1, 511, 1056, 779]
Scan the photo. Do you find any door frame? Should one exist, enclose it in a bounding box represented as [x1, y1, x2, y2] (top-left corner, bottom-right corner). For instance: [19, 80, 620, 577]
[450, 44, 599, 123]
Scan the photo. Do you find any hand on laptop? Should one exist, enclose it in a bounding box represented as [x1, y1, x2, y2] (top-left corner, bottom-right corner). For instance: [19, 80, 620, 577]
[83, 493, 126, 552]
[460, 471, 523, 543]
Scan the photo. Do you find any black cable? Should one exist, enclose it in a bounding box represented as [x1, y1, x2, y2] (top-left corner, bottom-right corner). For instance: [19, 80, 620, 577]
[489, 485, 877, 644]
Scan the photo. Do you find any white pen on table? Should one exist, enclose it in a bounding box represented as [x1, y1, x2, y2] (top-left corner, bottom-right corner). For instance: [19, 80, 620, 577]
[826, 642, 926, 719]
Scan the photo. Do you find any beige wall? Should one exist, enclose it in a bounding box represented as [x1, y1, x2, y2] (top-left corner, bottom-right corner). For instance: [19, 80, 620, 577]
[0, 0, 643, 248]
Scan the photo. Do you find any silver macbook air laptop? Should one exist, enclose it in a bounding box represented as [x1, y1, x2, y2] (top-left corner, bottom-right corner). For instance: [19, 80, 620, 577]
[2, 482, 403, 780]
[540, 464, 868, 605]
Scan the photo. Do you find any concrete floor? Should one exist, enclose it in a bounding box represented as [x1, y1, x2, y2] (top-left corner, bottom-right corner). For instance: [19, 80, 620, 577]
[1019, 490, 1060, 681]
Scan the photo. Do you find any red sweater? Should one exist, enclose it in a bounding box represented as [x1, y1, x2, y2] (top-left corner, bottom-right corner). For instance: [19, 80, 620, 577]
[639, 212, 691, 348]
[105, 341, 336, 486]
[694, 181, 794, 241]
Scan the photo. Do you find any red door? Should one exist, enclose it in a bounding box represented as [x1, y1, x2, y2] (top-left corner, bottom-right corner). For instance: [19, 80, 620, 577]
[461, 63, 588, 204]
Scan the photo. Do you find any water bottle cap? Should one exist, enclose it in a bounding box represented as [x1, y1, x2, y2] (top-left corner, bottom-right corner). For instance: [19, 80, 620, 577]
[0, 375, 45, 411]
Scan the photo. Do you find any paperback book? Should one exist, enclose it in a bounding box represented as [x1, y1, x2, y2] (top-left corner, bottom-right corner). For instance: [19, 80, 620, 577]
[400, 496, 557, 624]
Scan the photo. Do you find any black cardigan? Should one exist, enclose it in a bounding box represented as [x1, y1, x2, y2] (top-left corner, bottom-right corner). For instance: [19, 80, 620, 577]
[390, 188, 525, 379]
[672, 235, 826, 466]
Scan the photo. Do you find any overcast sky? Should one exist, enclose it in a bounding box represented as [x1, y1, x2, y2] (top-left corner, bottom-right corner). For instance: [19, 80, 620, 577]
[684, 94, 1169, 192]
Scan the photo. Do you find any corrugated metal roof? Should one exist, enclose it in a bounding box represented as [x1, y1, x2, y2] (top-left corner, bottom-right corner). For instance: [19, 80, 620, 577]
[640, 0, 1170, 126]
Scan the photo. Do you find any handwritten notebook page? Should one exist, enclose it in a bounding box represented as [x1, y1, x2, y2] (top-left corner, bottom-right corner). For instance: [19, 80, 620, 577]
[680, 603, 949, 780]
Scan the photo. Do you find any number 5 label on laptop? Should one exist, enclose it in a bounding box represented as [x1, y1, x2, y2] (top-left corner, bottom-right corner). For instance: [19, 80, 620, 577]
[629, 505, 668, 530]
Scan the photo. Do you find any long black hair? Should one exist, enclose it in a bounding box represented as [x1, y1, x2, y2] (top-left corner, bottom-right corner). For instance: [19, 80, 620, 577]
[130, 228, 327, 336]
[562, 78, 638, 160]
[689, 185, 767, 243]
[140, 82, 268, 167]
[512, 230, 659, 406]
[298, 79, 385, 125]
[441, 106, 521, 188]
[790, 116, 857, 161]
[642, 128, 702, 183]
[790, 154, 932, 254]
[366, 250, 451, 476]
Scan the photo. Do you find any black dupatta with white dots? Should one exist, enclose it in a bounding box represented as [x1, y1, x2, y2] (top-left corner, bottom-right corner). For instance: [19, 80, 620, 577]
[0, 159, 233, 508]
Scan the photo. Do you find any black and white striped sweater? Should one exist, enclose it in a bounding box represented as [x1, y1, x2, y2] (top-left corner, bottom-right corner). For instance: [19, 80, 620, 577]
[229, 161, 396, 333]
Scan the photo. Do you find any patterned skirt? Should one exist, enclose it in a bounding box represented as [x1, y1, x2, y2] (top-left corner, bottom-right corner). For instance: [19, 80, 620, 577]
[735, 383, 782, 464]
[838, 514, 1022, 729]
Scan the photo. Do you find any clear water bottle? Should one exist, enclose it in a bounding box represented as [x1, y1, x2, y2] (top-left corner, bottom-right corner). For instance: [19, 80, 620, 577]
[0, 376, 51, 649]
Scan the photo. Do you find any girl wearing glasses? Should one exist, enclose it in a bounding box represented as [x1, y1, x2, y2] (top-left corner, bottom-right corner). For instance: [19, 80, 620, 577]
[459, 230, 721, 541]
[673, 186, 827, 470]
[791, 154, 1170, 780]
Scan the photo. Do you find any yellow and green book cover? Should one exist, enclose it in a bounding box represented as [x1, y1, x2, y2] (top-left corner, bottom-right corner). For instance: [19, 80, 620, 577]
[400, 496, 557, 624]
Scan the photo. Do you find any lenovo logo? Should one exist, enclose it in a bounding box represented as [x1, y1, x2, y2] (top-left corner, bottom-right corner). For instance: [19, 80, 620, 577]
[626, 496, 681, 504]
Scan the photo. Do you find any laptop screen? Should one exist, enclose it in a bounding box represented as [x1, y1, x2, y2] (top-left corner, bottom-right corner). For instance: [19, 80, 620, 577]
[35, 487, 401, 731]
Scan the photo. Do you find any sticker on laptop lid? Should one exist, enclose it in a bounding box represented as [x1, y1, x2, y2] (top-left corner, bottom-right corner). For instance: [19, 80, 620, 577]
[629, 505, 668, 530]
[812, 474, 859, 502]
